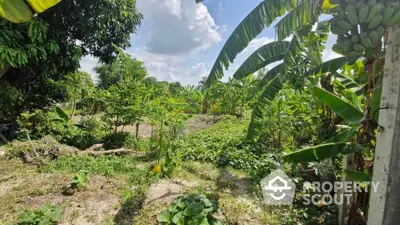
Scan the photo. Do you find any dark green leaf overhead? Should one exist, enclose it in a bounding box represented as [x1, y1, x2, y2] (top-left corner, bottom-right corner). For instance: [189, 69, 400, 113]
[305, 56, 349, 77]
[322, 128, 356, 143]
[344, 170, 372, 182]
[247, 70, 283, 139]
[247, 35, 303, 139]
[275, 0, 319, 40]
[233, 41, 290, 80]
[205, 0, 289, 86]
[283, 142, 363, 163]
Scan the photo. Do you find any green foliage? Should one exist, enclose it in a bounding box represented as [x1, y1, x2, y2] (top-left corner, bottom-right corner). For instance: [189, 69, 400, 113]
[249, 86, 316, 144]
[179, 117, 280, 179]
[100, 52, 148, 132]
[205, 0, 289, 85]
[102, 132, 146, 150]
[283, 142, 363, 163]
[157, 194, 223, 225]
[206, 77, 253, 117]
[95, 54, 147, 89]
[0, 0, 143, 121]
[312, 86, 363, 124]
[71, 170, 88, 189]
[15, 204, 61, 225]
[0, 80, 22, 120]
[42, 155, 157, 185]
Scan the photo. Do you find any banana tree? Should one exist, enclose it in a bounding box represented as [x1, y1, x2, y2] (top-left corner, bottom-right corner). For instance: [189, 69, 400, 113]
[0, 0, 61, 23]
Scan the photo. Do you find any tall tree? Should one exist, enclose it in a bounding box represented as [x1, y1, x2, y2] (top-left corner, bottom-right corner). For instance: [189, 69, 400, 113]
[0, 0, 143, 120]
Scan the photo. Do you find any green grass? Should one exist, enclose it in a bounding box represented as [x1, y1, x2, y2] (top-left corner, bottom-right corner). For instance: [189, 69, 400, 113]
[41, 155, 158, 186]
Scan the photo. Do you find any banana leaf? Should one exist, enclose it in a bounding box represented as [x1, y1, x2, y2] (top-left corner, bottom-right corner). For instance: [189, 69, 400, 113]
[0, 0, 32, 23]
[27, 0, 61, 13]
[283, 142, 363, 163]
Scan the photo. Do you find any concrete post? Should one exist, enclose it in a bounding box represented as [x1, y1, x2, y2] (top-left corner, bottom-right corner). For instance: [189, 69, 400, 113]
[338, 154, 355, 225]
[367, 24, 400, 225]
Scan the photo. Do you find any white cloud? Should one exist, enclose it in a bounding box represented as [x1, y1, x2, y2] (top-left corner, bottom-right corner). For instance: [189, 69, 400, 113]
[129, 49, 208, 85]
[79, 56, 99, 83]
[219, 2, 224, 11]
[136, 0, 222, 55]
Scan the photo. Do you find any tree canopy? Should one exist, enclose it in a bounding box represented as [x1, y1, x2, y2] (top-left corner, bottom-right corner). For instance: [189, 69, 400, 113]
[0, 0, 143, 120]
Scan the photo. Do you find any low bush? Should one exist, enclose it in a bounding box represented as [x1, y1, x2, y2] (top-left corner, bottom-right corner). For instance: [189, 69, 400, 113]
[157, 193, 223, 225]
[102, 132, 148, 150]
[42, 155, 158, 185]
[178, 117, 280, 179]
[15, 204, 61, 225]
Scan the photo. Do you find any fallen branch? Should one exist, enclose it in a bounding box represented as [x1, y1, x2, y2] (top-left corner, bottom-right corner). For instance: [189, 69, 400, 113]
[78, 148, 135, 156]
[0, 175, 14, 183]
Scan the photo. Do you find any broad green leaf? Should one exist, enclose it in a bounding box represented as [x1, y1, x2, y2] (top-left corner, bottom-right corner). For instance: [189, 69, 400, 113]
[206, 0, 288, 86]
[157, 211, 171, 222]
[210, 218, 223, 225]
[172, 211, 184, 224]
[55, 106, 69, 121]
[344, 169, 372, 182]
[322, 128, 356, 143]
[247, 35, 302, 139]
[184, 202, 204, 216]
[233, 41, 290, 80]
[305, 57, 349, 77]
[275, 0, 318, 40]
[26, 0, 61, 13]
[283, 142, 363, 163]
[312, 86, 363, 124]
[247, 73, 283, 139]
[0, 0, 33, 23]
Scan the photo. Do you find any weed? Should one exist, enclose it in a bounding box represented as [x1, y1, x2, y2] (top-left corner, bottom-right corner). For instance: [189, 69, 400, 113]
[14, 204, 61, 225]
[157, 193, 223, 225]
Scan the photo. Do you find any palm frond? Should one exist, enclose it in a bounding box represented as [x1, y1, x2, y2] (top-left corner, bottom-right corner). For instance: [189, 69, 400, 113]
[247, 73, 284, 139]
[233, 41, 290, 80]
[206, 0, 289, 86]
[274, 0, 320, 40]
[305, 56, 349, 77]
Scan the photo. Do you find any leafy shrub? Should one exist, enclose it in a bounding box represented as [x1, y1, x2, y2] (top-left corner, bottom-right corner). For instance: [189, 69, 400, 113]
[102, 131, 149, 150]
[103, 132, 134, 150]
[62, 117, 107, 149]
[71, 170, 88, 189]
[157, 194, 223, 225]
[15, 204, 61, 225]
[42, 155, 158, 185]
[179, 118, 280, 178]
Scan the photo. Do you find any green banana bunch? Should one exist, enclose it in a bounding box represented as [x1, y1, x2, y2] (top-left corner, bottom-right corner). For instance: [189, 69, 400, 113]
[330, 0, 400, 60]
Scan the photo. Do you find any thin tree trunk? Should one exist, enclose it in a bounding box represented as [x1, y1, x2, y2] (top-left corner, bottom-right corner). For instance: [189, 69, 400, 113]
[0, 64, 10, 78]
[136, 123, 140, 139]
[69, 97, 77, 120]
[0, 133, 8, 144]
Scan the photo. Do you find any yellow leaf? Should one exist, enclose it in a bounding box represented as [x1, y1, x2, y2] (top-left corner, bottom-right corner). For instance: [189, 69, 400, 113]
[26, 0, 61, 13]
[152, 164, 162, 174]
[0, 0, 32, 23]
[321, 0, 338, 11]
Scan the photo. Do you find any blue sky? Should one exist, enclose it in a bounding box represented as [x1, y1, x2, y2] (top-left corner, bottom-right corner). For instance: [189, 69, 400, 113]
[80, 0, 339, 85]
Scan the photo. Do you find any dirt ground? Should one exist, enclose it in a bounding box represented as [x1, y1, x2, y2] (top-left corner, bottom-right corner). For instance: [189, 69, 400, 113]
[72, 114, 216, 139]
[0, 158, 125, 225]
